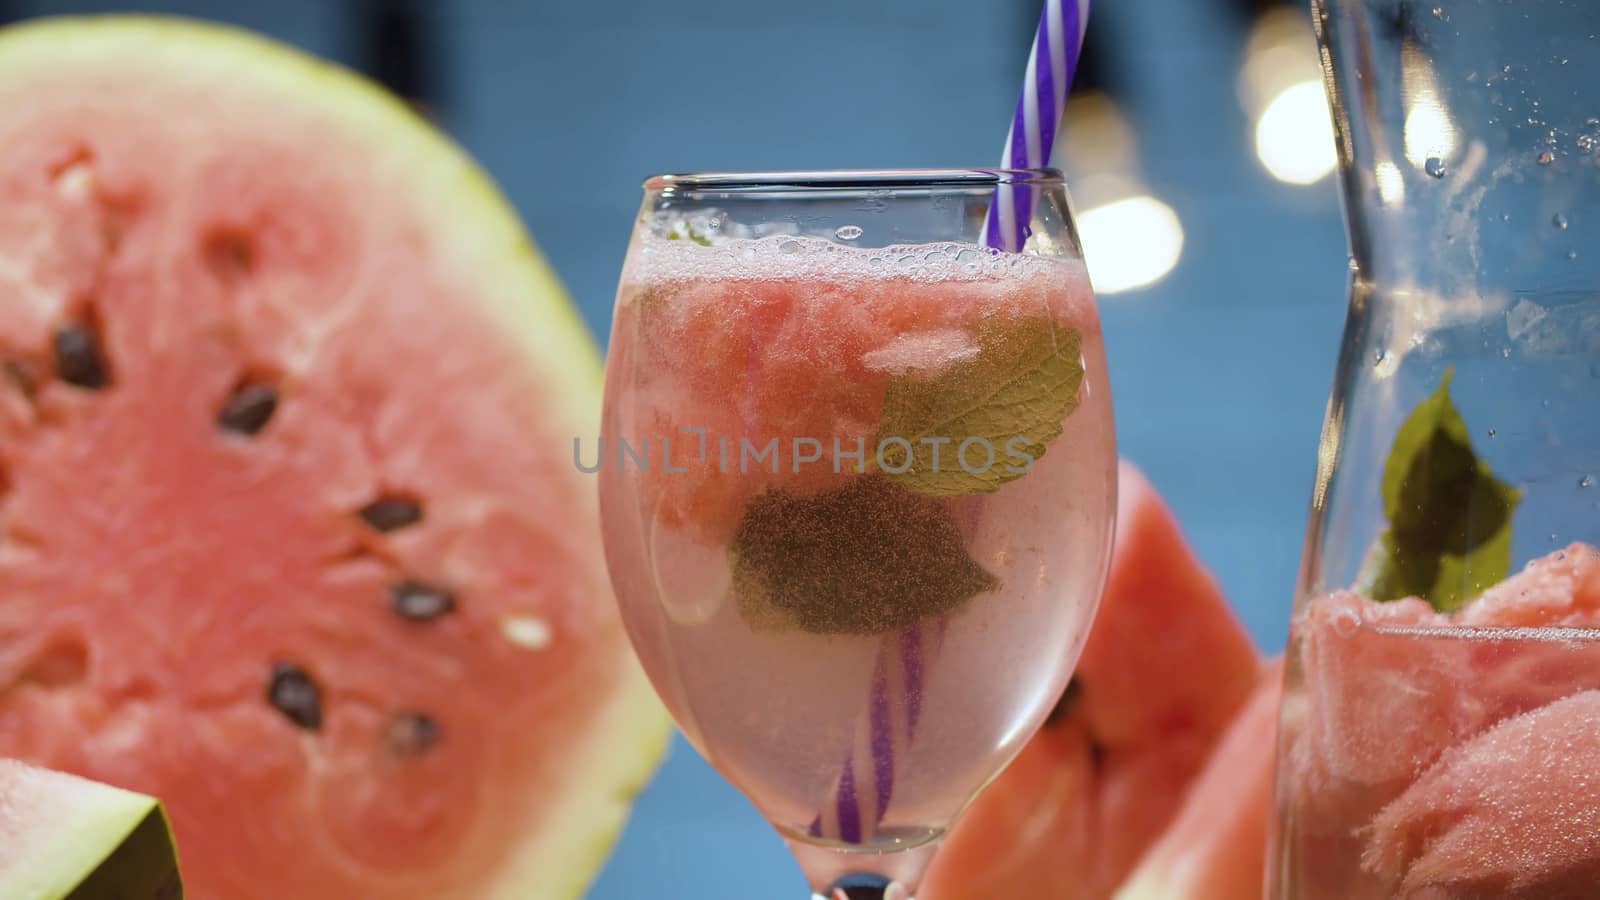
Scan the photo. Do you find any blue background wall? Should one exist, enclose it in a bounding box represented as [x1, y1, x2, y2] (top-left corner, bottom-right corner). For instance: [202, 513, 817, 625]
[12, 1, 1350, 895]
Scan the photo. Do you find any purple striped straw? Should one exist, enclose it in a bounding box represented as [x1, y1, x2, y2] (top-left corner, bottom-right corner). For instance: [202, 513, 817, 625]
[809, 0, 1090, 846]
[809, 618, 944, 844]
[982, 0, 1092, 253]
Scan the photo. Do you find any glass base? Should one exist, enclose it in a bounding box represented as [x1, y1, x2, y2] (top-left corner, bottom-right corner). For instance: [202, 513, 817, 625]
[812, 873, 912, 900]
[787, 834, 934, 900]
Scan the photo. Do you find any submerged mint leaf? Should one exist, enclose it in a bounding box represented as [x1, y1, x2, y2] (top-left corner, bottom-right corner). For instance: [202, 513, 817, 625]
[1360, 368, 1521, 611]
[874, 317, 1084, 497]
[730, 476, 998, 635]
[665, 221, 713, 246]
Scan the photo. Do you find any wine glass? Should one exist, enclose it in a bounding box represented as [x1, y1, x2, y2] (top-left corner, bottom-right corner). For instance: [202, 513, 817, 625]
[595, 169, 1115, 898]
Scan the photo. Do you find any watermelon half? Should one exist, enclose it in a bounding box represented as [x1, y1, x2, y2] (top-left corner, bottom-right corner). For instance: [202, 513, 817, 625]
[0, 16, 667, 900]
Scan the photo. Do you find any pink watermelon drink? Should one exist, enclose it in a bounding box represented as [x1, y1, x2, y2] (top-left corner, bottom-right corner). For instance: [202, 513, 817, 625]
[1278, 546, 1600, 899]
[1273, 368, 1600, 897]
[598, 202, 1115, 886]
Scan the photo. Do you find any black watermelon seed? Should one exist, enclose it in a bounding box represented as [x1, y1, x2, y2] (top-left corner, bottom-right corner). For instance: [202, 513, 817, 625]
[386, 712, 442, 758]
[218, 383, 278, 435]
[267, 662, 322, 731]
[359, 496, 424, 532]
[53, 323, 109, 389]
[1044, 677, 1082, 728]
[390, 580, 456, 621]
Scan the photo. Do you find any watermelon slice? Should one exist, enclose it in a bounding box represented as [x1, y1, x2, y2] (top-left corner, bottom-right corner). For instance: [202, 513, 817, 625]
[1, 758, 182, 900]
[921, 462, 1262, 900]
[0, 16, 667, 900]
[1114, 658, 1282, 900]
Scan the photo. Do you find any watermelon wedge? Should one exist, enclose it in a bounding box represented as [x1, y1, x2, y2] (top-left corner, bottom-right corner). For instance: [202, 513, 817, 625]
[0, 16, 667, 900]
[1, 758, 182, 900]
[921, 462, 1262, 900]
[1115, 657, 1282, 900]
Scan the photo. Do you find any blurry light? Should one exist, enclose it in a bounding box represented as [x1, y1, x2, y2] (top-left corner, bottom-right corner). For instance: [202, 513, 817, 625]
[1077, 195, 1184, 294]
[1375, 161, 1406, 205]
[1058, 91, 1138, 177]
[1239, 8, 1324, 113]
[1255, 80, 1338, 185]
[1403, 96, 1458, 167]
[1400, 41, 1458, 169]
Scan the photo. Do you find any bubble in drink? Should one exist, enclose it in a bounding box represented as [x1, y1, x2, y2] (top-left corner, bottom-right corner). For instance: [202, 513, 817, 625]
[1424, 157, 1447, 178]
[834, 225, 864, 241]
[1539, 150, 1556, 165]
[1553, 213, 1569, 229]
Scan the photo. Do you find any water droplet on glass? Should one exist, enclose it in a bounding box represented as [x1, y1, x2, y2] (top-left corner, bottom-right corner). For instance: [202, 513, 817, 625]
[1569, 251, 1580, 261]
[1424, 157, 1448, 178]
[1539, 150, 1556, 165]
[1553, 213, 1569, 229]
[1580, 475, 1595, 489]
[834, 224, 864, 241]
[1488, 428, 1498, 437]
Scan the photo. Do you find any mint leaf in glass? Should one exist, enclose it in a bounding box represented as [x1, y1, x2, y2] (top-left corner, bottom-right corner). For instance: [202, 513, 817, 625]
[665, 221, 713, 246]
[1358, 368, 1521, 611]
[730, 476, 998, 635]
[874, 317, 1084, 497]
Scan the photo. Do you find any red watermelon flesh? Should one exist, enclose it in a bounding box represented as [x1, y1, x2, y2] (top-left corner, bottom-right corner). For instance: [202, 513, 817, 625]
[921, 462, 1261, 900]
[1363, 690, 1600, 897]
[0, 17, 666, 900]
[1280, 543, 1600, 898]
[1115, 657, 1283, 900]
[1286, 591, 1466, 829]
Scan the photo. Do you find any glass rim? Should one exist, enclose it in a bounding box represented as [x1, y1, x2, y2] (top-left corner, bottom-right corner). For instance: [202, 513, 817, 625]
[644, 168, 1065, 193]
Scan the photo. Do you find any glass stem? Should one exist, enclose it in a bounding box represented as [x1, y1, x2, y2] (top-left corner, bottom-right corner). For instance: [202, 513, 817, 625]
[813, 874, 913, 900]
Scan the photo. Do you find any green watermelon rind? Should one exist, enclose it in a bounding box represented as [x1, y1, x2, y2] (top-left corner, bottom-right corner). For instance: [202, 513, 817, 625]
[0, 16, 669, 900]
[0, 759, 182, 900]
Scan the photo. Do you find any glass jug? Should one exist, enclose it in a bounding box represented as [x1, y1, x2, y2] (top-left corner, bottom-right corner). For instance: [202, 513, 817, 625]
[1269, 1, 1600, 897]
